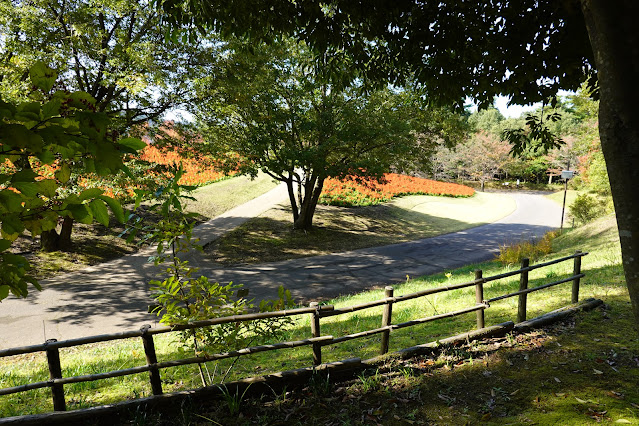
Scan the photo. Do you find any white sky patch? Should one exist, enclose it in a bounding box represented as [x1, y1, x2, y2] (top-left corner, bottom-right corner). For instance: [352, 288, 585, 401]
[164, 108, 195, 123]
[493, 95, 540, 118]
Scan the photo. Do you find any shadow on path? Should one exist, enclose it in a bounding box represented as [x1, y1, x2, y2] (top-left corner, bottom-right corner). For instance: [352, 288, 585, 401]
[0, 191, 560, 349]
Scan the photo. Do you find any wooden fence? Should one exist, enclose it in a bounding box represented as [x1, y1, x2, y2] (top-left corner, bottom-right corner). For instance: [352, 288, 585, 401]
[0, 251, 586, 414]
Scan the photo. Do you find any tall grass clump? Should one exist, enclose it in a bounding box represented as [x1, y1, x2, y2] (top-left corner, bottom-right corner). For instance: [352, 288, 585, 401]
[496, 231, 558, 266]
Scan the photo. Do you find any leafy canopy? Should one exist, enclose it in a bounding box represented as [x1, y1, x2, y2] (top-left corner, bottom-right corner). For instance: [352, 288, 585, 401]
[196, 39, 467, 229]
[0, 62, 144, 300]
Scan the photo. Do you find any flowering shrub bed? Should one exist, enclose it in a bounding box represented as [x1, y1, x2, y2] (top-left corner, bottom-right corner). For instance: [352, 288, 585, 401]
[140, 145, 229, 187]
[4, 145, 230, 202]
[319, 173, 475, 207]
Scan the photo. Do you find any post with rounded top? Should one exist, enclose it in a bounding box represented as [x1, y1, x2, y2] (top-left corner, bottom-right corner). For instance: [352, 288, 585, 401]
[380, 286, 394, 355]
[572, 250, 582, 303]
[310, 302, 322, 365]
[45, 339, 66, 411]
[475, 270, 485, 329]
[518, 258, 530, 323]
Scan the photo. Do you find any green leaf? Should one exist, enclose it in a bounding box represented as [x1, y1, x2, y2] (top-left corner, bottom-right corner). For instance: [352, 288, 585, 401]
[78, 188, 104, 200]
[11, 169, 38, 183]
[36, 149, 56, 164]
[0, 190, 24, 213]
[98, 195, 125, 224]
[0, 239, 11, 252]
[55, 163, 71, 183]
[11, 182, 39, 197]
[36, 179, 58, 198]
[66, 91, 97, 109]
[12, 180, 57, 198]
[118, 137, 147, 153]
[0, 124, 39, 149]
[1, 215, 25, 237]
[88, 199, 109, 227]
[0, 285, 9, 300]
[16, 102, 42, 122]
[42, 99, 62, 119]
[29, 61, 57, 93]
[68, 204, 93, 224]
[40, 211, 59, 232]
[2, 252, 29, 268]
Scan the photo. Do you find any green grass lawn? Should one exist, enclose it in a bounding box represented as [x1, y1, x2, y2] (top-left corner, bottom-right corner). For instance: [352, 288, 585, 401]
[1, 214, 633, 424]
[205, 191, 516, 264]
[182, 172, 279, 218]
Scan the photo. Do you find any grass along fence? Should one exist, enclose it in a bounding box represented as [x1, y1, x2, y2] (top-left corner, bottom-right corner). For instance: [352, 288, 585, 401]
[0, 251, 587, 416]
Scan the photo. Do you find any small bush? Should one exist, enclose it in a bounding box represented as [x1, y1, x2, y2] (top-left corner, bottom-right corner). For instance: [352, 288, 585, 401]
[569, 194, 604, 224]
[497, 231, 557, 266]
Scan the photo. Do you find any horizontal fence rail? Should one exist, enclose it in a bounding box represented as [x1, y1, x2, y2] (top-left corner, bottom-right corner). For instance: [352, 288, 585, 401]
[0, 251, 587, 416]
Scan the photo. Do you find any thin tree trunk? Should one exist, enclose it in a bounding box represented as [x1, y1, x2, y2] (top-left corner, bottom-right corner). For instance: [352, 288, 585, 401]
[58, 216, 74, 251]
[581, 0, 639, 325]
[285, 178, 300, 223]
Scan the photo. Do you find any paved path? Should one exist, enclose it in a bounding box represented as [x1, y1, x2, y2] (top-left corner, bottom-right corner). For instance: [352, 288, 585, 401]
[0, 189, 561, 349]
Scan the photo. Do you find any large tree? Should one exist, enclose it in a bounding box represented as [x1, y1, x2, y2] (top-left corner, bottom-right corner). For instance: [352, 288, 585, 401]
[197, 40, 466, 230]
[158, 0, 639, 325]
[0, 0, 214, 250]
[0, 62, 143, 301]
[0, 0, 210, 129]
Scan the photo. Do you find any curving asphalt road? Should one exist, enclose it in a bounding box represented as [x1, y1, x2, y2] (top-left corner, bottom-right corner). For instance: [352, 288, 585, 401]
[0, 189, 561, 349]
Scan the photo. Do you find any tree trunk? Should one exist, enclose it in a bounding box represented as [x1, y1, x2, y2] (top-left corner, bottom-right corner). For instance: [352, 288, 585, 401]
[58, 216, 74, 251]
[285, 178, 300, 223]
[40, 216, 74, 252]
[581, 0, 639, 326]
[293, 177, 325, 231]
[40, 229, 60, 252]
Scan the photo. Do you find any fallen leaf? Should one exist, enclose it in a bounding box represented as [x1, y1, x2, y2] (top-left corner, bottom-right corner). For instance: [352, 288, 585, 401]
[615, 419, 632, 424]
[510, 389, 520, 396]
[481, 413, 492, 421]
[593, 368, 604, 375]
[575, 397, 588, 404]
[555, 393, 566, 397]
[607, 391, 624, 399]
[554, 377, 561, 383]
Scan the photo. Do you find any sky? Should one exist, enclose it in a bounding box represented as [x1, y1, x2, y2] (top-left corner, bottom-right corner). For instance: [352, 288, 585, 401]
[493, 95, 540, 118]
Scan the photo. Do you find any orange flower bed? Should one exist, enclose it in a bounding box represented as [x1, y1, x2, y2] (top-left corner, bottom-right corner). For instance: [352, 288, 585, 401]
[140, 145, 229, 186]
[320, 173, 474, 206]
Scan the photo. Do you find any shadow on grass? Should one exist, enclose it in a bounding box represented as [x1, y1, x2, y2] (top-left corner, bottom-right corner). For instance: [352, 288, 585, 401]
[204, 203, 485, 265]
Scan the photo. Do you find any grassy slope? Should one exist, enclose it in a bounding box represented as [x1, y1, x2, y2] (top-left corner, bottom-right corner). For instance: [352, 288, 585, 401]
[182, 173, 278, 218]
[206, 191, 516, 264]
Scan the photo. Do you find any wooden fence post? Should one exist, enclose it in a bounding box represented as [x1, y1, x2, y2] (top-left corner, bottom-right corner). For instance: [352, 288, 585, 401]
[140, 325, 163, 396]
[380, 286, 394, 355]
[518, 258, 530, 323]
[310, 302, 322, 365]
[45, 339, 66, 411]
[572, 250, 582, 303]
[475, 270, 485, 329]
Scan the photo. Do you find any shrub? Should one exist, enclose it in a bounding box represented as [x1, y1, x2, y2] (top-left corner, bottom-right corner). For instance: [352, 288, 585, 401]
[497, 231, 558, 266]
[569, 194, 604, 224]
[319, 173, 474, 207]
